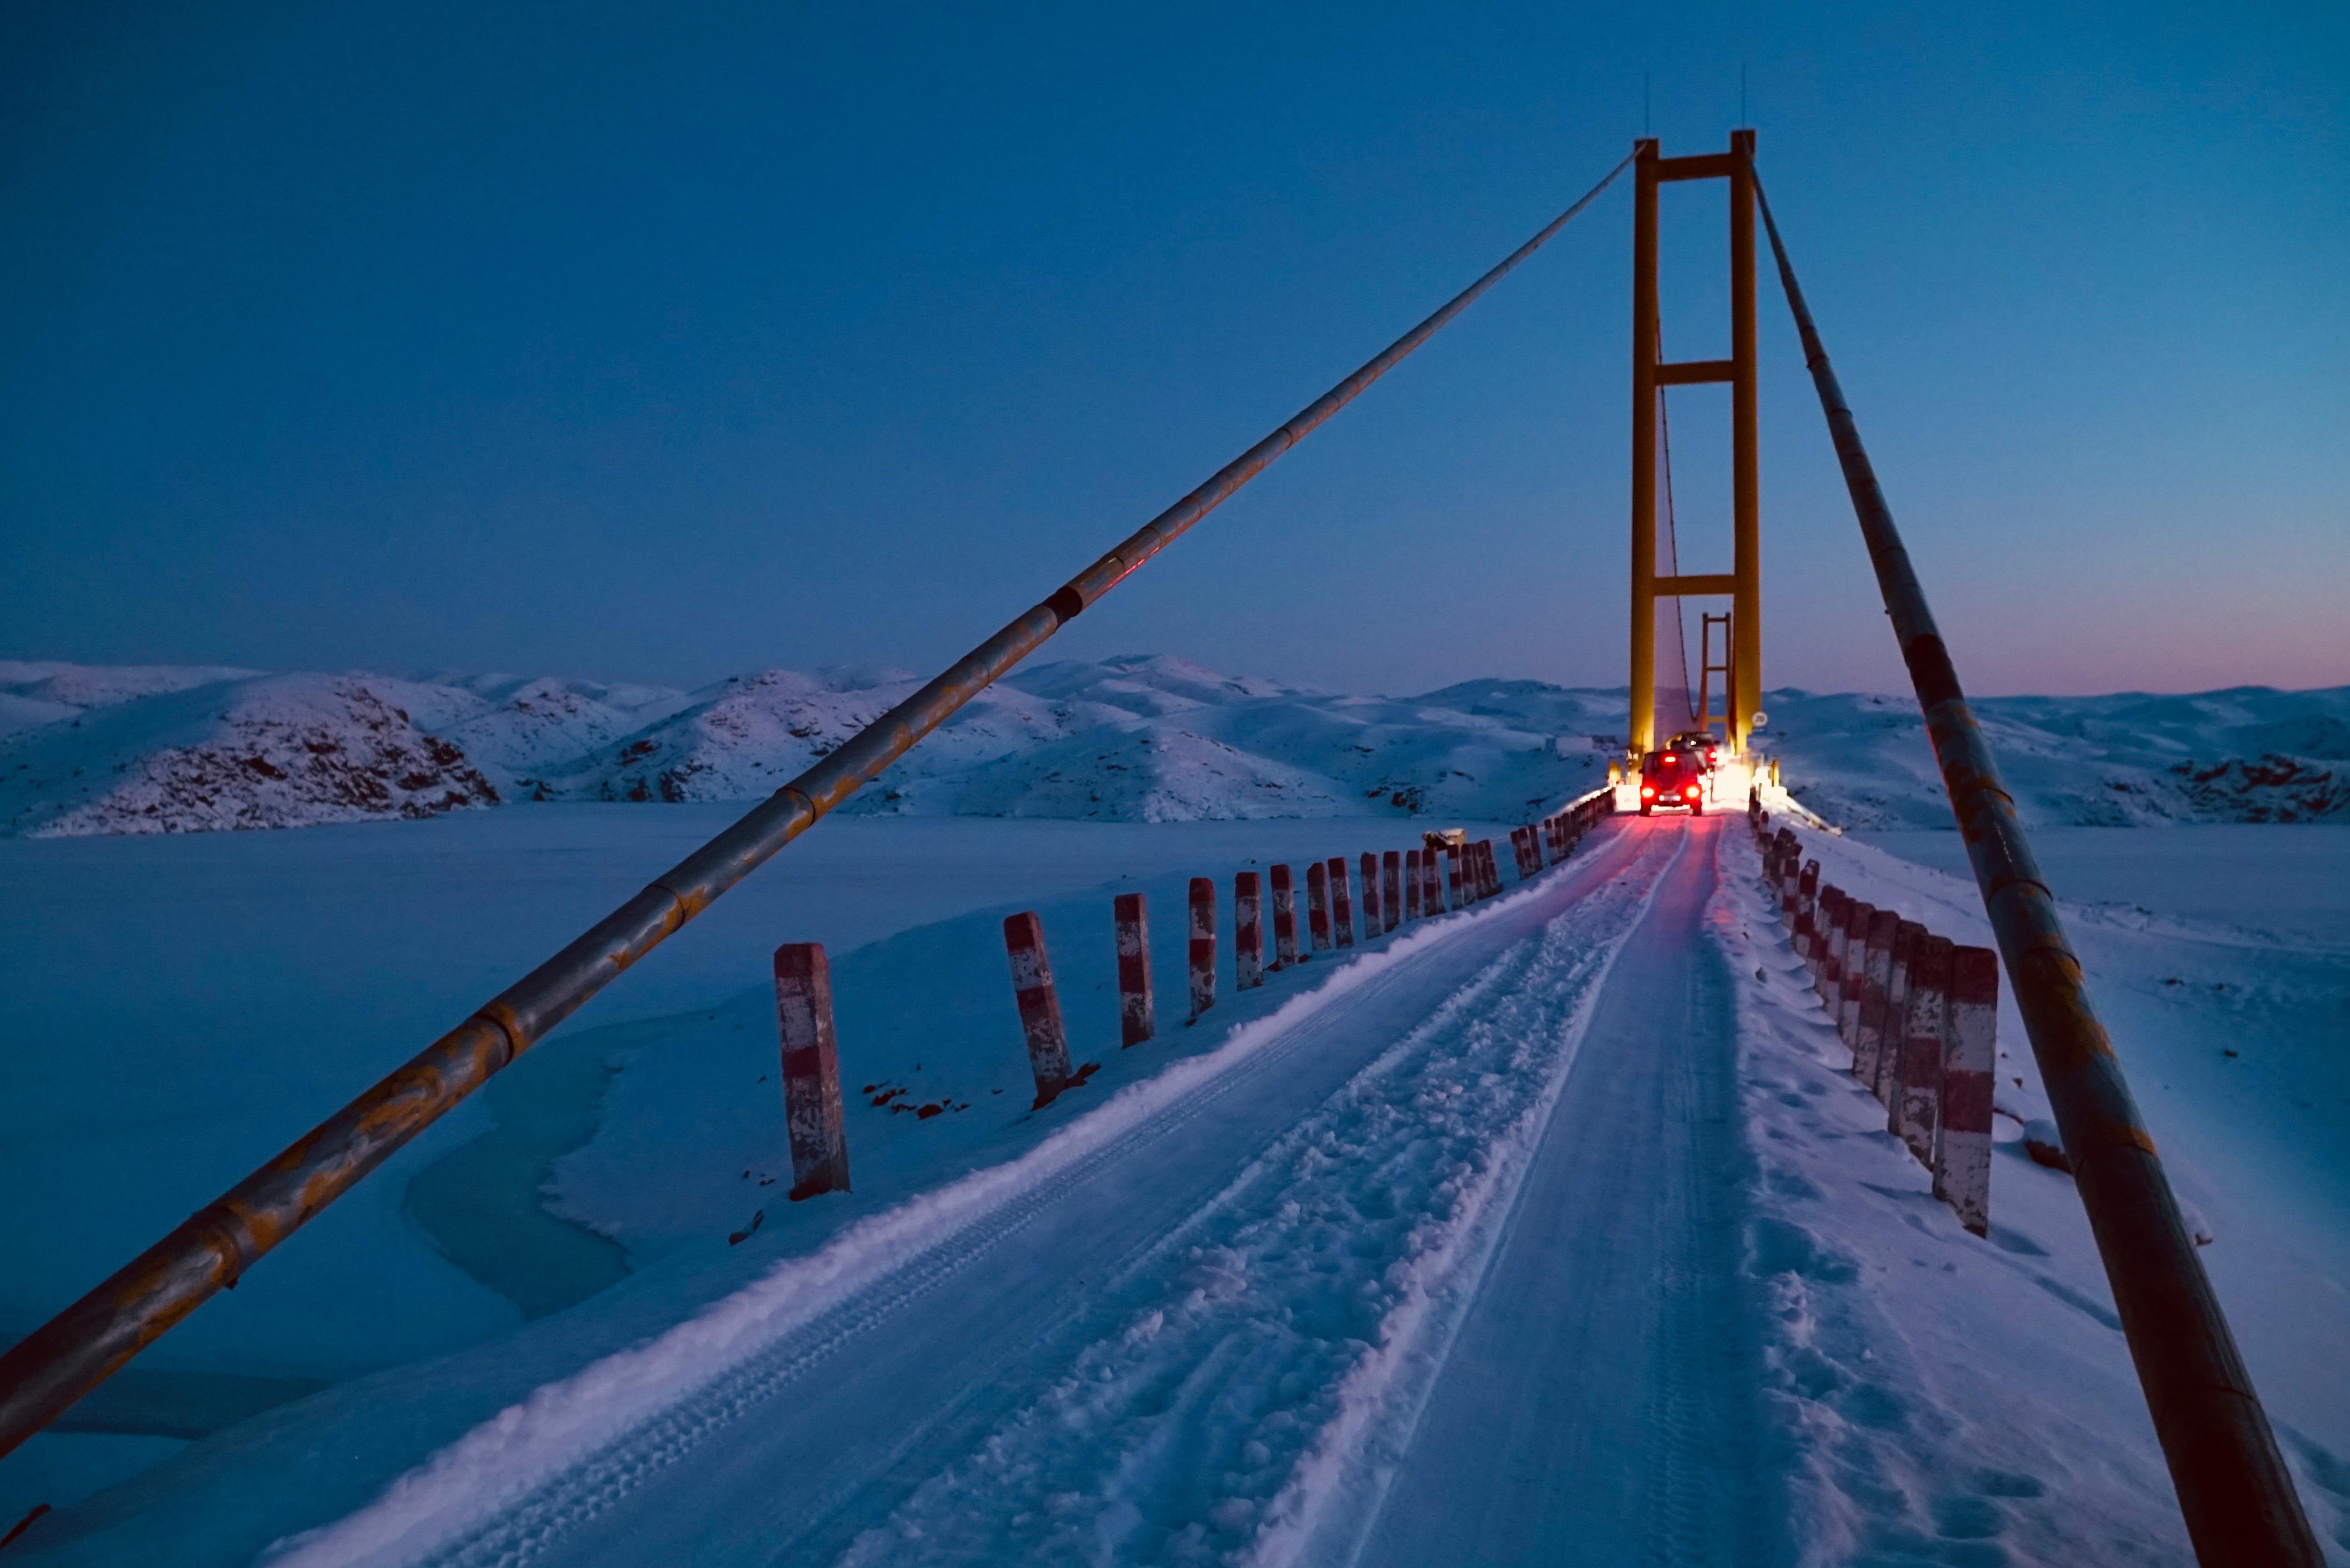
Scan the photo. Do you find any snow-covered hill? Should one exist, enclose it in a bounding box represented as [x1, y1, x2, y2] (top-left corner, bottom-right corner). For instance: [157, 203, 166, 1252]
[3, 658, 2344, 836]
[434, 675, 698, 798]
[1764, 686, 2350, 828]
[0, 675, 499, 837]
[503, 655, 1615, 826]
[0, 661, 266, 715]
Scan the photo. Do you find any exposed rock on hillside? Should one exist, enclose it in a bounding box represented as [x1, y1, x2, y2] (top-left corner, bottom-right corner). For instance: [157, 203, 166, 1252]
[2, 675, 498, 836]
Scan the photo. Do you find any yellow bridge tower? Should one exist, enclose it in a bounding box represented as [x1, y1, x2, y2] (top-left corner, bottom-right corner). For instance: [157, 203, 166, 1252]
[1627, 129, 1761, 757]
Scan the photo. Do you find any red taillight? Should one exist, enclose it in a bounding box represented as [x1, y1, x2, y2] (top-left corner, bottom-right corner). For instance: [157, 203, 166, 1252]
[1641, 786, 1655, 797]
[1685, 785, 1700, 798]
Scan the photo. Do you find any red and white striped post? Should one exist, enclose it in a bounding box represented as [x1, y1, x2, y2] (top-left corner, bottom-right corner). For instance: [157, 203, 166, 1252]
[1307, 860, 1332, 952]
[1403, 849, 1423, 919]
[1873, 921, 1921, 1100]
[1838, 902, 1876, 1045]
[1485, 840, 1503, 896]
[1234, 871, 1264, 990]
[1854, 908, 1899, 1093]
[1850, 909, 1887, 1085]
[1895, 934, 1952, 1167]
[1271, 863, 1300, 968]
[1329, 856, 1356, 949]
[1796, 860, 1820, 971]
[1816, 886, 1846, 1002]
[1884, 922, 1928, 1100]
[1114, 892, 1153, 1048]
[1445, 846, 1463, 911]
[1834, 892, 1858, 996]
[1359, 852, 1382, 937]
[1188, 877, 1217, 1019]
[774, 942, 850, 1201]
[1004, 912, 1076, 1108]
[1420, 847, 1441, 915]
[1382, 850, 1402, 932]
[1935, 945, 1998, 1236]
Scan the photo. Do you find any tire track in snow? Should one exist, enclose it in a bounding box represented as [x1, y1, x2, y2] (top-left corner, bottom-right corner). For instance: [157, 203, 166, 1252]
[832, 847, 1677, 1566]
[1348, 817, 1777, 1568]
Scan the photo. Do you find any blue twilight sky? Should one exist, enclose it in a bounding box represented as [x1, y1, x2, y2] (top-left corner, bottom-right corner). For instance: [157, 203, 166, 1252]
[3, 1, 2343, 699]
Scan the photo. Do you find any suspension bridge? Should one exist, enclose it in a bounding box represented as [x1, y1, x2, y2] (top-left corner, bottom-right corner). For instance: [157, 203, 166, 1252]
[0, 138, 2323, 1565]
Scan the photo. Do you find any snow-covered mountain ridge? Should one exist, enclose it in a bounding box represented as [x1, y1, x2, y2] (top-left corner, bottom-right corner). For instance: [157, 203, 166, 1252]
[1761, 685, 2350, 829]
[2, 658, 2343, 836]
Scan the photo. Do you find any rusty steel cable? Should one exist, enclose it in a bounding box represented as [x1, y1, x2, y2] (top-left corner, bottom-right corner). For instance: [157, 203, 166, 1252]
[1751, 170, 2323, 1566]
[0, 154, 1635, 1459]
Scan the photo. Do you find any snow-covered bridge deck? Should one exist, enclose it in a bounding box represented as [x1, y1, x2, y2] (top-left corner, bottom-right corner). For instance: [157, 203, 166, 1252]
[237, 818, 1776, 1568]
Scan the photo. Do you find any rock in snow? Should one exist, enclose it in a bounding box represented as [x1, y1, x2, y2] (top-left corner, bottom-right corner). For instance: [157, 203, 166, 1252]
[2021, 1119, 2072, 1172]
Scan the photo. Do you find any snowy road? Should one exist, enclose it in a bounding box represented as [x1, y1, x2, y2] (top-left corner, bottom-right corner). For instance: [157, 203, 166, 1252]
[243, 815, 1779, 1568]
[1356, 812, 1773, 1566]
